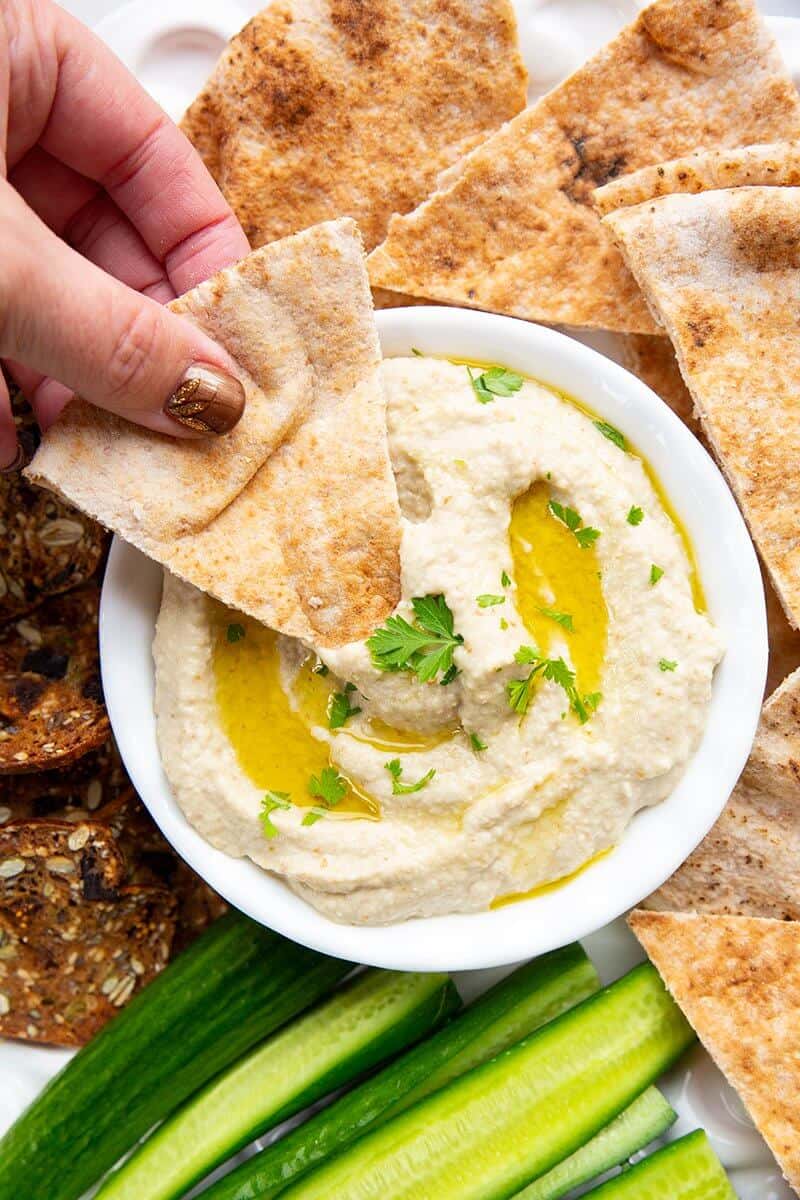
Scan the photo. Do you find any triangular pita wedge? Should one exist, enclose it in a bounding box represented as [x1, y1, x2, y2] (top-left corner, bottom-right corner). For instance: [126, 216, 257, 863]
[181, 0, 527, 254]
[645, 667, 800, 919]
[629, 910, 800, 1192]
[595, 141, 800, 217]
[367, 0, 800, 334]
[618, 334, 800, 692]
[26, 219, 401, 647]
[603, 182, 800, 627]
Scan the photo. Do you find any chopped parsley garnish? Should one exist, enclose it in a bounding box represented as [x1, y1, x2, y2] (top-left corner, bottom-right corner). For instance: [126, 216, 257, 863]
[477, 593, 505, 608]
[501, 570, 512, 588]
[548, 500, 601, 550]
[594, 420, 627, 451]
[367, 594, 463, 684]
[467, 365, 524, 404]
[469, 733, 488, 752]
[301, 810, 324, 827]
[328, 683, 362, 730]
[312, 661, 330, 676]
[507, 645, 599, 724]
[440, 663, 461, 686]
[650, 564, 664, 586]
[539, 607, 574, 632]
[226, 622, 245, 643]
[659, 659, 677, 672]
[500, 618, 509, 630]
[385, 759, 436, 795]
[411, 347, 424, 356]
[627, 506, 644, 526]
[308, 767, 347, 809]
[260, 790, 291, 839]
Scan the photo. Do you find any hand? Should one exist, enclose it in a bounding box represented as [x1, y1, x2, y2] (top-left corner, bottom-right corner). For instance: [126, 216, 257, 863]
[0, 0, 252, 468]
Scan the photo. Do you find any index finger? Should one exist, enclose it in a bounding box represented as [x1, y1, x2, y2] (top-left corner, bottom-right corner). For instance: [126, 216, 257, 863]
[39, 5, 250, 292]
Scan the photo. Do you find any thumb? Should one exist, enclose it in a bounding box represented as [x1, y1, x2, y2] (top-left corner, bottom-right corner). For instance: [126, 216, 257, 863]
[0, 183, 245, 439]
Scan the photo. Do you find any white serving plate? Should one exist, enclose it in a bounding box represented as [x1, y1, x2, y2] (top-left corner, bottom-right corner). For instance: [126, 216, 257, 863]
[2, 3, 796, 1196]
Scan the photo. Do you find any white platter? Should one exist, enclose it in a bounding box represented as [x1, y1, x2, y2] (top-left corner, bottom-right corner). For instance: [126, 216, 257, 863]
[2, 2, 797, 1197]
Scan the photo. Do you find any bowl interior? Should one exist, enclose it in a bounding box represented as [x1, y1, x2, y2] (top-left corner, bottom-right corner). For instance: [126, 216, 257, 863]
[100, 307, 767, 971]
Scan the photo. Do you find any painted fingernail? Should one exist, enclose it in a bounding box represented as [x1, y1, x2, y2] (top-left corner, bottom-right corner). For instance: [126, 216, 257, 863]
[0, 443, 25, 474]
[164, 364, 245, 435]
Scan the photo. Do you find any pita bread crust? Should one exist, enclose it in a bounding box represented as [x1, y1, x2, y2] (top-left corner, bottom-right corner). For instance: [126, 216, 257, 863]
[644, 667, 800, 920]
[367, 0, 800, 333]
[27, 220, 401, 646]
[181, 0, 527, 254]
[604, 186, 800, 627]
[629, 910, 800, 1192]
[595, 142, 800, 216]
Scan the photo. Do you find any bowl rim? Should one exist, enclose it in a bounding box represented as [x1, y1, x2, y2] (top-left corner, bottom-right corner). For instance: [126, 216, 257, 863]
[100, 305, 768, 971]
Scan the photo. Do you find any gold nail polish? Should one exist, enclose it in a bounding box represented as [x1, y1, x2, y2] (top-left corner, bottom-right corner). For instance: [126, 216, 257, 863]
[0, 444, 26, 474]
[164, 364, 246, 435]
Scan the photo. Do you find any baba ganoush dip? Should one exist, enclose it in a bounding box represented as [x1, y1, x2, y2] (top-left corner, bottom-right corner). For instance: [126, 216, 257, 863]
[154, 356, 724, 924]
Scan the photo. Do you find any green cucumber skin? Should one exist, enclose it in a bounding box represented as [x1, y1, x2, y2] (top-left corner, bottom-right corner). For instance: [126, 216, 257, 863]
[278, 963, 695, 1200]
[0, 913, 353, 1200]
[580, 1130, 737, 1199]
[96, 971, 459, 1200]
[515, 1087, 677, 1200]
[203, 944, 600, 1200]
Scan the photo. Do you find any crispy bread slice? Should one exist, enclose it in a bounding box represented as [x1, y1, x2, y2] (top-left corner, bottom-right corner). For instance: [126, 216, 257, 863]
[645, 668, 800, 919]
[629, 910, 800, 1193]
[26, 221, 401, 645]
[367, 0, 800, 333]
[181, 0, 527, 254]
[603, 181, 800, 627]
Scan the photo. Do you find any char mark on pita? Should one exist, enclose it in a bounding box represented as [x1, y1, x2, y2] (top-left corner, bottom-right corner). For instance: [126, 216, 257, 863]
[25, 220, 402, 648]
[367, 0, 800, 334]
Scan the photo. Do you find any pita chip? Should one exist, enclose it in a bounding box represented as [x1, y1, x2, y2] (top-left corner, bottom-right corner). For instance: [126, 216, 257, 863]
[367, 0, 800, 334]
[181, 0, 527, 254]
[629, 910, 800, 1193]
[603, 179, 800, 628]
[645, 667, 800, 920]
[26, 219, 401, 647]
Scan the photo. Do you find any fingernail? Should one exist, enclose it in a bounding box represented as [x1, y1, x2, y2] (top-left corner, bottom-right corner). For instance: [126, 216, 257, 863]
[1, 443, 26, 474]
[164, 364, 245, 435]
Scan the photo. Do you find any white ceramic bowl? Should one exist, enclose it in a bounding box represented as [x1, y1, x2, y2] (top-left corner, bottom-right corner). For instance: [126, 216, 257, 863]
[100, 307, 767, 971]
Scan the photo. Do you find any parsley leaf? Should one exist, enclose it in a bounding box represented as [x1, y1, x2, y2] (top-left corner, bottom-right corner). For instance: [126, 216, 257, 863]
[650, 564, 664, 585]
[312, 661, 329, 676]
[594, 420, 627, 450]
[539, 607, 574, 631]
[507, 647, 600, 724]
[477, 593, 505, 608]
[385, 759, 436, 795]
[500, 618, 509, 630]
[548, 499, 601, 550]
[226, 622, 245, 643]
[514, 644, 539, 664]
[501, 570, 512, 588]
[328, 684, 362, 730]
[411, 347, 424, 356]
[506, 674, 533, 715]
[467, 365, 524, 404]
[367, 594, 463, 683]
[627, 506, 644, 526]
[469, 733, 488, 752]
[659, 659, 677, 672]
[440, 663, 461, 686]
[260, 790, 291, 839]
[308, 767, 347, 809]
[302, 810, 325, 827]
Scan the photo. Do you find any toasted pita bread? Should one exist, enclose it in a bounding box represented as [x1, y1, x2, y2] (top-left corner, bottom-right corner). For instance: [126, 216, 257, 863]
[26, 220, 401, 646]
[595, 141, 800, 217]
[645, 667, 800, 919]
[619, 335, 800, 691]
[181, 0, 527, 255]
[603, 185, 800, 627]
[367, 0, 800, 333]
[629, 910, 800, 1193]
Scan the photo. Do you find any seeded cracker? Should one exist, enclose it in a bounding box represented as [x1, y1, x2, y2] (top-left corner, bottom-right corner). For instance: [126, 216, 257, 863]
[0, 378, 107, 621]
[0, 820, 175, 1044]
[0, 584, 109, 772]
[0, 736, 129, 822]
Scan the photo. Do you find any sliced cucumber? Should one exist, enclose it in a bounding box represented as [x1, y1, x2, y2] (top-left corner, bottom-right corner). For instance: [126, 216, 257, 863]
[96, 969, 457, 1200]
[580, 1130, 737, 1198]
[203, 943, 599, 1200]
[278, 962, 695, 1200]
[0, 913, 352, 1200]
[515, 1087, 676, 1200]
